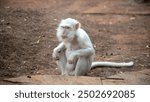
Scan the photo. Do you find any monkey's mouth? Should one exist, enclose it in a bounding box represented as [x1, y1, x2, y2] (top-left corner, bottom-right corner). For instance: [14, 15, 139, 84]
[62, 36, 67, 39]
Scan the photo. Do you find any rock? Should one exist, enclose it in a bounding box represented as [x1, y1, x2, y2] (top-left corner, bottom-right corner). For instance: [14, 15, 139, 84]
[36, 40, 40, 44]
[6, 22, 10, 25]
[146, 45, 149, 49]
[7, 26, 11, 29]
[1, 19, 5, 22]
[27, 76, 31, 78]
[130, 17, 135, 20]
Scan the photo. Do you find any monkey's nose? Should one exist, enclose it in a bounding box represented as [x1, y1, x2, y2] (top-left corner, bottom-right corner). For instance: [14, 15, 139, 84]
[62, 35, 67, 39]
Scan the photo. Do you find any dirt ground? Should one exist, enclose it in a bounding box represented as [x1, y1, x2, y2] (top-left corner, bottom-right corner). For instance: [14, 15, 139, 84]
[0, 0, 150, 84]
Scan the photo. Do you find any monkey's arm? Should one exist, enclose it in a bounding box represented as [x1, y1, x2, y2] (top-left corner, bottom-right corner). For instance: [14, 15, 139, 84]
[73, 47, 94, 57]
[52, 42, 66, 59]
[74, 34, 95, 57]
[55, 42, 65, 51]
[68, 47, 94, 64]
[75, 29, 95, 57]
[67, 34, 95, 64]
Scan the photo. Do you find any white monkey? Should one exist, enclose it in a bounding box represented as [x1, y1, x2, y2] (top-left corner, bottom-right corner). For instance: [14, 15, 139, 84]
[52, 18, 134, 76]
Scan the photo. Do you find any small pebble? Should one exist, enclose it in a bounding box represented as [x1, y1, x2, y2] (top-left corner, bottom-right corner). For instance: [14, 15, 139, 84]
[27, 75, 31, 78]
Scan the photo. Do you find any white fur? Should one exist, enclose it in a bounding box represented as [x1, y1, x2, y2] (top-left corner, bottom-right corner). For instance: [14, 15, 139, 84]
[53, 18, 134, 76]
[91, 61, 134, 68]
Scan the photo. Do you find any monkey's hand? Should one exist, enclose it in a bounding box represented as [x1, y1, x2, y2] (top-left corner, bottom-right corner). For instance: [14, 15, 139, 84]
[68, 53, 78, 64]
[52, 47, 61, 60]
[52, 42, 65, 60]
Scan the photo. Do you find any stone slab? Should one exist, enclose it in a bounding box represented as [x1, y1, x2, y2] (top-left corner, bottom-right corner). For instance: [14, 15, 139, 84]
[3, 69, 150, 85]
[3, 75, 102, 85]
[102, 70, 150, 85]
[137, 69, 150, 76]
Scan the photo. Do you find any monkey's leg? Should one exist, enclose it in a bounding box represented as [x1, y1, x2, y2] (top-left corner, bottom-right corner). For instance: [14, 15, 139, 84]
[56, 50, 67, 75]
[62, 50, 77, 76]
[64, 63, 76, 76]
[74, 57, 92, 76]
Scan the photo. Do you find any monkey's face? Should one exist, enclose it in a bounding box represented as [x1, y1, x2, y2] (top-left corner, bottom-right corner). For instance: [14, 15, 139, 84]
[59, 25, 75, 39]
[57, 21, 75, 40]
[56, 18, 80, 42]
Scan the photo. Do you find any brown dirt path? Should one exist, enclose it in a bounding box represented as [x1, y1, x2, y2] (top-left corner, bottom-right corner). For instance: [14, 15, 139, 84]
[0, 0, 150, 84]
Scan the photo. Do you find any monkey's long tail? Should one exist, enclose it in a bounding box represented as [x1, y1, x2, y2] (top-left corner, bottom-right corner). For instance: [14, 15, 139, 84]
[91, 61, 134, 68]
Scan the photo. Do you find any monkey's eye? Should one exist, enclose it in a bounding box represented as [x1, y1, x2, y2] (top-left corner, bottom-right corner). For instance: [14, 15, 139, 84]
[65, 26, 70, 29]
[61, 26, 65, 29]
[61, 26, 70, 29]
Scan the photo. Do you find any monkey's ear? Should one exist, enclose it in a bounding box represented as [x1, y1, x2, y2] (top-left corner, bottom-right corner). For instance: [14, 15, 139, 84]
[75, 22, 81, 29]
